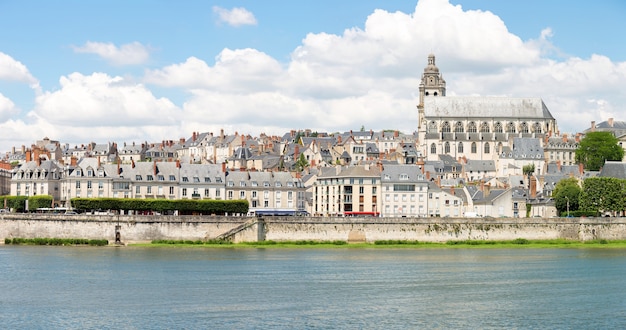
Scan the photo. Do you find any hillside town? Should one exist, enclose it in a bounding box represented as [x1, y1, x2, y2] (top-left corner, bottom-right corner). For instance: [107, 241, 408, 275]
[2, 54, 626, 218]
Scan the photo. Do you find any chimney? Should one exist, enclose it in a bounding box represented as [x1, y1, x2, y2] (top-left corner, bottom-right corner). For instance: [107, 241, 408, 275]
[242, 135, 246, 147]
[176, 159, 180, 168]
[220, 128, 225, 139]
[394, 130, 399, 138]
[530, 176, 537, 199]
[485, 183, 491, 196]
[290, 130, 296, 138]
[25, 148, 32, 162]
[71, 156, 78, 167]
[562, 134, 568, 143]
[575, 133, 581, 143]
[222, 162, 226, 173]
[97, 157, 101, 168]
[192, 132, 197, 142]
[426, 171, 430, 181]
[579, 163, 584, 175]
[153, 160, 157, 175]
[609, 118, 614, 127]
[450, 187, 455, 196]
[337, 135, 342, 144]
[557, 160, 561, 172]
[591, 121, 596, 131]
[294, 145, 299, 160]
[117, 158, 121, 174]
[36, 156, 41, 166]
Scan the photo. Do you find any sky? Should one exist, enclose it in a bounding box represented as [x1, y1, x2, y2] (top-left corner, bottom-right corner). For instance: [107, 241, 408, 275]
[1, 0, 625, 153]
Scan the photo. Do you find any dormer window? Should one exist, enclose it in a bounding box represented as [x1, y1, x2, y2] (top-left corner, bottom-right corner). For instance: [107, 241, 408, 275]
[158, 175, 165, 181]
[182, 177, 189, 182]
[193, 176, 200, 183]
[169, 175, 176, 181]
[205, 177, 211, 183]
[400, 174, 409, 180]
[135, 175, 142, 180]
[227, 181, 234, 187]
[147, 175, 154, 181]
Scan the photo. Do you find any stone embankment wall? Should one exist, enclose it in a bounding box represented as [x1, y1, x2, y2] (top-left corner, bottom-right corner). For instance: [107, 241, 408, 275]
[1, 214, 626, 243]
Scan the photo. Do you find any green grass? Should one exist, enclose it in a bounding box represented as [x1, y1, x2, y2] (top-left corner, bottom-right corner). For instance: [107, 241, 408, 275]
[5, 237, 109, 246]
[130, 238, 626, 249]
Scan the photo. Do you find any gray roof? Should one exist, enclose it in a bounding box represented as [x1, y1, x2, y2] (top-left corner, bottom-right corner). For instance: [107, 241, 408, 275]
[466, 160, 496, 172]
[424, 97, 554, 119]
[599, 161, 626, 179]
[381, 164, 426, 182]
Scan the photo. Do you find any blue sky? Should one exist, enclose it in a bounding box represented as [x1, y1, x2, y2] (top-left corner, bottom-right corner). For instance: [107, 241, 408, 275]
[0, 0, 625, 153]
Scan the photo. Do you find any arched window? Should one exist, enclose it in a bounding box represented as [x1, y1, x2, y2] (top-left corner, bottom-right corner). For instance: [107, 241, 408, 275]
[533, 122, 542, 133]
[458, 142, 464, 153]
[441, 121, 451, 133]
[444, 142, 450, 154]
[484, 142, 490, 154]
[430, 143, 436, 154]
[480, 122, 490, 133]
[471, 142, 477, 153]
[497, 142, 503, 153]
[520, 122, 529, 133]
[506, 122, 516, 133]
[428, 121, 438, 133]
[494, 122, 503, 133]
[468, 122, 477, 133]
[454, 121, 464, 133]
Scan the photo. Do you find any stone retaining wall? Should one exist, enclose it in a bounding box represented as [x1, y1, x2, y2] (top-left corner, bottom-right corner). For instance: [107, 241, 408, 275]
[1, 214, 625, 243]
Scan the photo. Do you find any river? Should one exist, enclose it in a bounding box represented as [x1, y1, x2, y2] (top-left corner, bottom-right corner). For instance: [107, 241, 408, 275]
[1, 246, 625, 329]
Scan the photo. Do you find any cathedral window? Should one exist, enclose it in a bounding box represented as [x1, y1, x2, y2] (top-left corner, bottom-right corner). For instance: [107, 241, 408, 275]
[520, 122, 529, 133]
[430, 143, 437, 155]
[444, 142, 450, 154]
[471, 142, 477, 154]
[458, 142, 464, 153]
[533, 122, 542, 133]
[454, 121, 464, 133]
[506, 122, 516, 133]
[479, 122, 490, 133]
[428, 121, 438, 133]
[484, 142, 490, 154]
[468, 122, 477, 133]
[441, 122, 451, 133]
[494, 122, 503, 133]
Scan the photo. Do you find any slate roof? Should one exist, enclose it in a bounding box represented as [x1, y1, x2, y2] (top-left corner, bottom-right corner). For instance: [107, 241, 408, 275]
[424, 97, 554, 119]
[599, 161, 626, 179]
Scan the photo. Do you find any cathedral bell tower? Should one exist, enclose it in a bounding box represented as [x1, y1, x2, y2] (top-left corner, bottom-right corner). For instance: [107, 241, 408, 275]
[417, 54, 446, 131]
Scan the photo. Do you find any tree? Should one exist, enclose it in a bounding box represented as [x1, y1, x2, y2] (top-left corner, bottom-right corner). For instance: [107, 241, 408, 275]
[575, 132, 624, 171]
[522, 164, 535, 176]
[295, 153, 309, 172]
[579, 177, 626, 216]
[552, 177, 581, 215]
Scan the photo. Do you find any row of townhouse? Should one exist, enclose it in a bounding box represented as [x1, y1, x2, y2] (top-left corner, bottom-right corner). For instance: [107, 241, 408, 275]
[11, 151, 626, 218]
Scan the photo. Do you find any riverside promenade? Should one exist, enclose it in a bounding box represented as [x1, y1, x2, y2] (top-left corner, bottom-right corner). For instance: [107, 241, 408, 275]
[1, 213, 626, 244]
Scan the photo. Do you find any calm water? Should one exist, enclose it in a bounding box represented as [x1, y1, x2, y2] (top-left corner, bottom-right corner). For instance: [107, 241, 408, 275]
[1, 246, 625, 329]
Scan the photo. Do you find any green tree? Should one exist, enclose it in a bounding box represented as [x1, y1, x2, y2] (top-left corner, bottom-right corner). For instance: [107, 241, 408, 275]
[575, 132, 624, 171]
[552, 177, 581, 215]
[295, 153, 309, 172]
[522, 164, 535, 176]
[579, 177, 626, 216]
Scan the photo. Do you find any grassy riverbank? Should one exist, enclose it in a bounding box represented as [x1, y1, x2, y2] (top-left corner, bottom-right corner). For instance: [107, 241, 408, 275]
[137, 238, 626, 249]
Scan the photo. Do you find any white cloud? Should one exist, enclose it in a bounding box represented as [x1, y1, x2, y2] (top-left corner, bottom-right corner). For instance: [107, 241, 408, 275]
[3, 0, 626, 152]
[0, 52, 40, 90]
[72, 41, 151, 66]
[0, 93, 19, 122]
[213, 6, 257, 27]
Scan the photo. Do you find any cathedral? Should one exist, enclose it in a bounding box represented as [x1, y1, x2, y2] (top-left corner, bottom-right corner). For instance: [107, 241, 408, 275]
[416, 54, 558, 165]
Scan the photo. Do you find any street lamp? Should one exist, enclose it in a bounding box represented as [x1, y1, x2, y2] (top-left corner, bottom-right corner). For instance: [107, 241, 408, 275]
[564, 196, 570, 217]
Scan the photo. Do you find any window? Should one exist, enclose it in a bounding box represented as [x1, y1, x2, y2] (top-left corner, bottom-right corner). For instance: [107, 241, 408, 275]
[147, 186, 152, 194]
[441, 121, 451, 133]
[182, 177, 189, 182]
[484, 142, 490, 154]
[458, 142, 464, 153]
[444, 142, 450, 154]
[228, 191, 233, 199]
[251, 181, 258, 187]
[205, 189, 209, 197]
[471, 142, 477, 154]
[240, 191, 245, 198]
[87, 181, 92, 189]
[169, 175, 176, 181]
[467, 122, 477, 133]
[98, 181, 103, 189]
[428, 121, 438, 133]
[520, 122, 529, 134]
[205, 177, 211, 183]
[182, 188, 187, 196]
[193, 177, 200, 183]
[158, 175, 165, 181]
[506, 122, 516, 133]
[76, 181, 81, 188]
[494, 122, 503, 133]
[87, 169, 93, 177]
[135, 175, 142, 180]
[430, 143, 436, 154]
[136, 186, 140, 194]
[227, 181, 234, 187]
[147, 175, 154, 181]
[169, 187, 174, 195]
[533, 122, 542, 134]
[240, 181, 246, 187]
[454, 121, 464, 133]
[480, 122, 490, 133]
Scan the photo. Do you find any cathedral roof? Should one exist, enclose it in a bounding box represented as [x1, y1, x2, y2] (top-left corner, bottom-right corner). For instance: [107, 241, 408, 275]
[424, 97, 554, 120]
